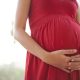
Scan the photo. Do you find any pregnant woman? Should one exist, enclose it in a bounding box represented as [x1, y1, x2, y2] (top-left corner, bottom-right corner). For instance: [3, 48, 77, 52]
[13, 0, 80, 80]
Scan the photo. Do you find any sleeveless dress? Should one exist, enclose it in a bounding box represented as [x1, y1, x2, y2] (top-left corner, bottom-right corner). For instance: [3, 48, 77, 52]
[24, 0, 80, 80]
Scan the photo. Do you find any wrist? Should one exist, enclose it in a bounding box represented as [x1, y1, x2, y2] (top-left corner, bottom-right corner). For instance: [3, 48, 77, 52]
[40, 50, 49, 61]
[41, 51, 57, 66]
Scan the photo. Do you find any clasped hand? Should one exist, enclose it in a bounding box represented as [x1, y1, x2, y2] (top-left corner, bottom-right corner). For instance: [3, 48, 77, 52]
[42, 49, 80, 73]
[67, 54, 80, 72]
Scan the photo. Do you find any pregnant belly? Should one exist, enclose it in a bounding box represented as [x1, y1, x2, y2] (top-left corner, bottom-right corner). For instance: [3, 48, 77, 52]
[31, 15, 80, 54]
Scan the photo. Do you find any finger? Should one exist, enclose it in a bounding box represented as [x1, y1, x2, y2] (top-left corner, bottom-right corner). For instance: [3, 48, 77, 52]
[60, 49, 77, 55]
[62, 69, 70, 73]
[56, 66, 71, 73]
[70, 62, 80, 70]
[60, 68, 71, 73]
[71, 62, 80, 66]
[71, 57, 80, 62]
[67, 61, 72, 67]
[71, 66, 80, 71]
[71, 70, 74, 72]
[65, 57, 72, 63]
[71, 54, 80, 58]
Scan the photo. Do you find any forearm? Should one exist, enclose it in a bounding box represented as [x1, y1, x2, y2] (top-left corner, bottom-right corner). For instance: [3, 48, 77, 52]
[76, 14, 80, 24]
[13, 28, 48, 60]
[76, 7, 80, 24]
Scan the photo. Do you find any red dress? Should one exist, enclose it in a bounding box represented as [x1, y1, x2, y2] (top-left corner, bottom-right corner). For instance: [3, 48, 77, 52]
[24, 0, 80, 80]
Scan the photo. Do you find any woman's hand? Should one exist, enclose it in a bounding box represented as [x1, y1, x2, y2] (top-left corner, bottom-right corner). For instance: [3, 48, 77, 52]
[42, 49, 77, 73]
[69, 55, 80, 72]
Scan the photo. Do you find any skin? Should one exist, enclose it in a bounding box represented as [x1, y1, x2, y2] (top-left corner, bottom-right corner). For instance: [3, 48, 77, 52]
[13, 0, 80, 73]
[76, 6, 80, 24]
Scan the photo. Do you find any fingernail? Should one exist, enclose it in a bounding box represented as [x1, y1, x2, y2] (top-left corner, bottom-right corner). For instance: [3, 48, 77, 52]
[73, 49, 77, 52]
[68, 67, 71, 69]
[71, 59, 74, 62]
[68, 62, 71, 66]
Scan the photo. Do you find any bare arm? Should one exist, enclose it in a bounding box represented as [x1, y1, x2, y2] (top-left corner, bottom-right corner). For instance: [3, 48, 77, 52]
[13, 0, 48, 60]
[76, 6, 80, 24]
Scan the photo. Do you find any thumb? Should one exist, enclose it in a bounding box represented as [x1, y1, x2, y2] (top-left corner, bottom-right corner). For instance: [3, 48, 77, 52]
[60, 49, 77, 55]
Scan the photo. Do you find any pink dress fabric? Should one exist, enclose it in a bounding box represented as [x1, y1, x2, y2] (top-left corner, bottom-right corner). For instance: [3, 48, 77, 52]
[24, 0, 80, 80]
